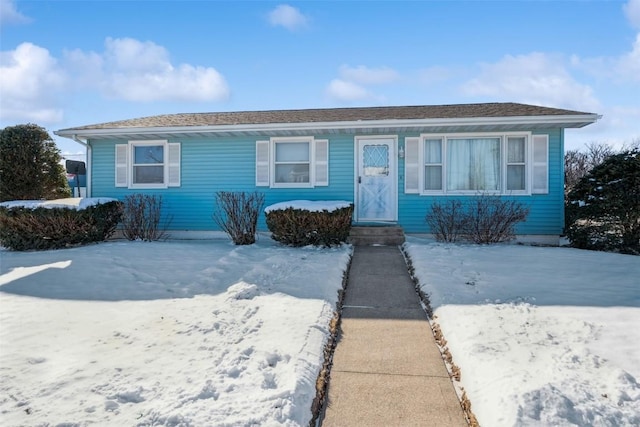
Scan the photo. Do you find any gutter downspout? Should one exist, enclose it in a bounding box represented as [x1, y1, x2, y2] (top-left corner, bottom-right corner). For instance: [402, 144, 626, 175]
[72, 135, 91, 197]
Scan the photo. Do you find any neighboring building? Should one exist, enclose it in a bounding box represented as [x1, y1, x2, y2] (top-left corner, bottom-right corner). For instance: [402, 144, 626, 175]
[55, 103, 600, 244]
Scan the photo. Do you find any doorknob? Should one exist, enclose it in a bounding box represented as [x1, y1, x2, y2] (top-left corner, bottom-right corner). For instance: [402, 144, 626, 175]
[358, 176, 361, 184]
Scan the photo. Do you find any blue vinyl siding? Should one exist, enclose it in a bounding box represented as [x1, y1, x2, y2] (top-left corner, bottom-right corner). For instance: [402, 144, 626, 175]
[89, 128, 566, 236]
[397, 128, 565, 235]
[90, 135, 355, 231]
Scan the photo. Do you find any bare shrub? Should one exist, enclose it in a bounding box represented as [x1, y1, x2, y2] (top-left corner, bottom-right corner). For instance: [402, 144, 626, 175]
[122, 194, 171, 241]
[463, 195, 530, 244]
[426, 195, 530, 244]
[212, 191, 265, 245]
[425, 199, 466, 242]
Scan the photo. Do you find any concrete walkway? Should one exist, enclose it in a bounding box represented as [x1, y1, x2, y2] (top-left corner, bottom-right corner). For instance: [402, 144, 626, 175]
[320, 245, 468, 427]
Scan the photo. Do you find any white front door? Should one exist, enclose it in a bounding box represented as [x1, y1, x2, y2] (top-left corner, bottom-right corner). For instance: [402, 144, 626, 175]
[356, 136, 397, 222]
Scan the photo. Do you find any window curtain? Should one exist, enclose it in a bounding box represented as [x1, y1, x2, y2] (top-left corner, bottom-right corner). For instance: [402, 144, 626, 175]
[447, 138, 500, 191]
[508, 138, 525, 163]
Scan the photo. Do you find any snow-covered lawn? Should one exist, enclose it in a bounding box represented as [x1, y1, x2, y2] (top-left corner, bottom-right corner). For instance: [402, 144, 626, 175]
[404, 238, 640, 427]
[2, 235, 639, 427]
[0, 238, 351, 426]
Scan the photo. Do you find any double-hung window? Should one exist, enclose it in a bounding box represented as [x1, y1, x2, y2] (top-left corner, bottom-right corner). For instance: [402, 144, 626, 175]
[506, 137, 526, 191]
[133, 143, 165, 185]
[256, 137, 329, 188]
[275, 140, 311, 184]
[115, 140, 181, 189]
[405, 132, 548, 195]
[424, 139, 443, 191]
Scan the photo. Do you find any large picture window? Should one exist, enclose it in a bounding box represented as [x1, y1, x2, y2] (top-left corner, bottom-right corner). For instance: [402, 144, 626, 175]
[406, 132, 546, 195]
[447, 137, 500, 191]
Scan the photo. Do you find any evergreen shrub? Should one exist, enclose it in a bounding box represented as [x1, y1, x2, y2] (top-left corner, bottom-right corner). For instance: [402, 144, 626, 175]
[0, 201, 123, 251]
[565, 150, 640, 254]
[265, 204, 353, 247]
[0, 124, 71, 202]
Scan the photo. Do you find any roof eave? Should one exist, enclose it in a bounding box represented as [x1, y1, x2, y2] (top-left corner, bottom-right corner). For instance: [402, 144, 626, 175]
[55, 114, 601, 138]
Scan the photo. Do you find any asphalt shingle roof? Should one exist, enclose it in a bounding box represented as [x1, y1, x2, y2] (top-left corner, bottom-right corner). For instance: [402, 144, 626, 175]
[59, 102, 595, 131]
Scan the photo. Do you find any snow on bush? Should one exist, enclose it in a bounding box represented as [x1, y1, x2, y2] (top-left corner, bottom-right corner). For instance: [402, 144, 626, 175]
[265, 200, 353, 247]
[0, 198, 122, 250]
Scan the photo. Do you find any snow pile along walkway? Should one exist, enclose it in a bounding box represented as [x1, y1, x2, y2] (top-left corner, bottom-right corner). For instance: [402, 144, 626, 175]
[0, 240, 351, 426]
[404, 239, 640, 427]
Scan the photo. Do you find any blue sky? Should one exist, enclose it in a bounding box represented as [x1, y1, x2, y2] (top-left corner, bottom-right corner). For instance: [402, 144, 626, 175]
[1, 0, 639, 157]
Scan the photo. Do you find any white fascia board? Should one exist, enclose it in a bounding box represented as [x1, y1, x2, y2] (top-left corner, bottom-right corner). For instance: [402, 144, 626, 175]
[55, 114, 601, 138]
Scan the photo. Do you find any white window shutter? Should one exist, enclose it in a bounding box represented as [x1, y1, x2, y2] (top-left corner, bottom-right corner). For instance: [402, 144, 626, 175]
[167, 143, 181, 187]
[256, 140, 270, 186]
[115, 144, 128, 187]
[404, 137, 420, 193]
[314, 139, 329, 186]
[532, 135, 549, 194]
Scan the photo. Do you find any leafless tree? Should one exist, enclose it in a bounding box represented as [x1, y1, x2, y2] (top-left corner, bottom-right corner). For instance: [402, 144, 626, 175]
[565, 142, 615, 193]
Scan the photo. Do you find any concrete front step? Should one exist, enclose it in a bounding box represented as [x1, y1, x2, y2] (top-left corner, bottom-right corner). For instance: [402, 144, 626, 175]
[348, 226, 405, 246]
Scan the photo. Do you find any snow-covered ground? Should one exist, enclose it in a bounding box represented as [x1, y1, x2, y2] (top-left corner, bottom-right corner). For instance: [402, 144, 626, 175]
[0, 238, 351, 426]
[1, 233, 639, 426]
[404, 239, 640, 427]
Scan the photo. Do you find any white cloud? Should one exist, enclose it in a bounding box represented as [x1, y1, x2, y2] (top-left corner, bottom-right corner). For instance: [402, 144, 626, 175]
[267, 4, 308, 31]
[624, 0, 640, 29]
[565, 104, 640, 151]
[0, 0, 30, 25]
[461, 52, 600, 112]
[338, 65, 399, 85]
[107, 64, 230, 102]
[325, 79, 372, 102]
[0, 37, 231, 124]
[98, 38, 229, 102]
[617, 33, 640, 82]
[70, 37, 230, 102]
[0, 42, 66, 123]
[104, 37, 171, 73]
[325, 65, 399, 102]
[571, 33, 640, 84]
[64, 48, 104, 88]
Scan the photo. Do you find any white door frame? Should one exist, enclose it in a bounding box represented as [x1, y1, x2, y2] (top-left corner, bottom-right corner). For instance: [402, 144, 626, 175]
[354, 135, 398, 222]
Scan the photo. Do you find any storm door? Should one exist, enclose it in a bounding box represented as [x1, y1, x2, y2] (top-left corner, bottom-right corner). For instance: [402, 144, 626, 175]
[356, 137, 397, 222]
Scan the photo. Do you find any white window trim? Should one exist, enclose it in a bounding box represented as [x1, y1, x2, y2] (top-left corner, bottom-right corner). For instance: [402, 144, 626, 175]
[270, 136, 315, 188]
[418, 132, 533, 196]
[129, 140, 170, 189]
